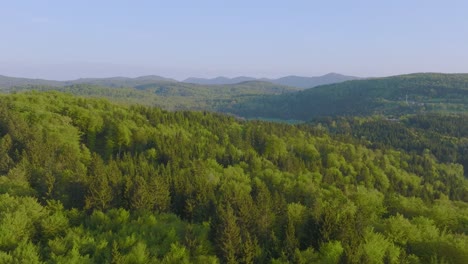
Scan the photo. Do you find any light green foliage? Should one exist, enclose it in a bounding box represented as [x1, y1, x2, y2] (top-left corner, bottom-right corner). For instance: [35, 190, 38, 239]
[361, 229, 400, 263]
[7, 240, 43, 264]
[352, 186, 386, 224]
[161, 243, 190, 264]
[0, 91, 467, 263]
[0, 194, 45, 250]
[319, 241, 344, 264]
[122, 242, 149, 264]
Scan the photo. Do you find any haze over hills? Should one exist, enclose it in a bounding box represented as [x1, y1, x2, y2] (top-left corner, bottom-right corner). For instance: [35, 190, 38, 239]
[0, 74, 63, 88]
[184, 73, 360, 88]
[0, 74, 177, 89]
[67, 75, 178, 87]
[0, 73, 357, 89]
[183, 76, 257, 85]
[263, 73, 360, 89]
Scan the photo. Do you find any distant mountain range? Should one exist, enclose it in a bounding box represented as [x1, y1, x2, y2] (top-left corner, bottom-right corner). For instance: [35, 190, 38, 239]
[183, 76, 257, 85]
[184, 73, 360, 88]
[0, 73, 358, 89]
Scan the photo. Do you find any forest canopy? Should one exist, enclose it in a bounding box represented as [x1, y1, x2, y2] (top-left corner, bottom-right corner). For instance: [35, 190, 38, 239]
[0, 91, 468, 263]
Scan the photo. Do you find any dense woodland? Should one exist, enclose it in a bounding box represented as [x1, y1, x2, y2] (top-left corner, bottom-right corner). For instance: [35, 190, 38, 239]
[308, 114, 468, 177]
[230, 73, 468, 120]
[5, 81, 296, 112]
[1, 91, 468, 263]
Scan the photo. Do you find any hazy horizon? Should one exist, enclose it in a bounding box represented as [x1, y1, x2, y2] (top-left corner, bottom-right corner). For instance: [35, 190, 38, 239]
[2, 0, 467, 80]
[1, 68, 365, 82]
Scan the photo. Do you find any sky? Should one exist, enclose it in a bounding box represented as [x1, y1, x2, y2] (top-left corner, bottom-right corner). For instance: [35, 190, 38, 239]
[1, 0, 468, 80]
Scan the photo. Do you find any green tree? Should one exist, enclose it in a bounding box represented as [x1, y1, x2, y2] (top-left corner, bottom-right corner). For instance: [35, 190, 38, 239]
[85, 154, 113, 210]
[215, 203, 241, 264]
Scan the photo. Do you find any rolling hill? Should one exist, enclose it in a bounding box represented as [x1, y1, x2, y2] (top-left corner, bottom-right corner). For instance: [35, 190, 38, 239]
[0, 74, 177, 89]
[0, 75, 63, 87]
[227, 73, 468, 120]
[183, 73, 359, 88]
[6, 72, 468, 121]
[183, 76, 257, 85]
[1, 73, 358, 90]
[263, 72, 360, 88]
[67, 75, 178, 87]
[4, 80, 298, 112]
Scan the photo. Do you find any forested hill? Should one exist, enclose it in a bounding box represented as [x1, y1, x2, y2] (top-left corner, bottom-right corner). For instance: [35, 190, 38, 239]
[228, 73, 468, 120]
[0, 75, 63, 87]
[0, 73, 358, 89]
[4, 81, 297, 112]
[67, 75, 178, 87]
[183, 73, 359, 88]
[1, 91, 468, 263]
[0, 75, 177, 88]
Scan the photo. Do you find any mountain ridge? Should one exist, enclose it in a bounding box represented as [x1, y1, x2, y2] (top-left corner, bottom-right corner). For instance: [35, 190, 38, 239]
[0, 73, 357, 89]
[183, 72, 360, 88]
[183, 76, 257, 85]
[0, 74, 177, 88]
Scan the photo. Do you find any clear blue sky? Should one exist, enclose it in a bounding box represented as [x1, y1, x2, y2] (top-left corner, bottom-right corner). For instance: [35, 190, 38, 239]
[1, 0, 467, 80]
